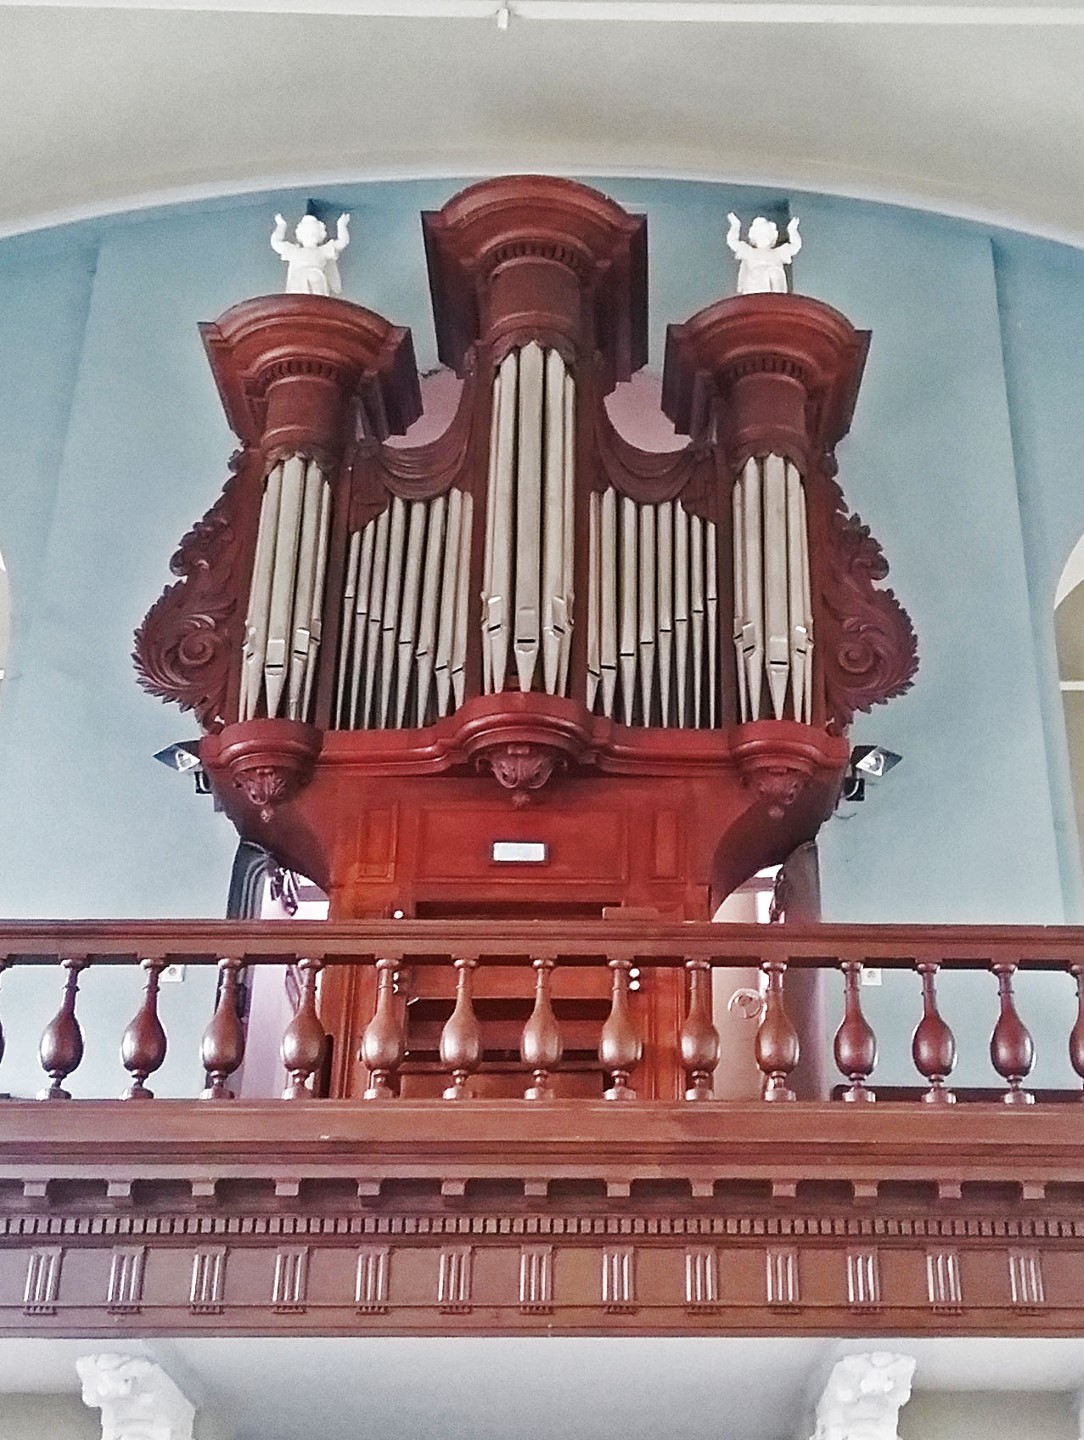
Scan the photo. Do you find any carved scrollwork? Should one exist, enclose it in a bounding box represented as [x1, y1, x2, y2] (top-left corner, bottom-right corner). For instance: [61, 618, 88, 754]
[820, 474, 918, 732]
[132, 449, 251, 731]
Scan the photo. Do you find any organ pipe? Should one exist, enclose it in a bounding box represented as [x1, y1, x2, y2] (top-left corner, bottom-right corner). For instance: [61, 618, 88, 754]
[587, 488, 721, 730]
[481, 344, 576, 699]
[238, 455, 331, 725]
[332, 489, 472, 731]
[732, 453, 815, 723]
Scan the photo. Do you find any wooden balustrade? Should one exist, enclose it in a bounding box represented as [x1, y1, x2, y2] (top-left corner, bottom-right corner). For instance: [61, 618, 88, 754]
[2, 920, 1084, 1102]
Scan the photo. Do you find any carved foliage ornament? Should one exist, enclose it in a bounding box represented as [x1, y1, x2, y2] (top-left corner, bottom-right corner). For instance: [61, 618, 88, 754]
[819, 470, 918, 732]
[132, 449, 250, 732]
[476, 741, 567, 807]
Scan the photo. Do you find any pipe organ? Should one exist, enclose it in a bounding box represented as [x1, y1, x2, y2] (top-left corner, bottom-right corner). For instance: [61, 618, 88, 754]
[135, 175, 918, 1099]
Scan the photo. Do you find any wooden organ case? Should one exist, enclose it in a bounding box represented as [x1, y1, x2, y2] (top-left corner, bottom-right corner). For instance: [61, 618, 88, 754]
[135, 176, 917, 1099]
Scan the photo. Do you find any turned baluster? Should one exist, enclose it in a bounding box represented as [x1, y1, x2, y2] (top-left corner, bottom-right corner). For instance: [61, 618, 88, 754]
[120, 958, 168, 1100]
[755, 958, 799, 1102]
[912, 961, 957, 1104]
[441, 957, 482, 1100]
[38, 957, 88, 1100]
[521, 956, 563, 1100]
[361, 956, 405, 1099]
[833, 961, 877, 1102]
[200, 957, 246, 1100]
[281, 957, 327, 1099]
[680, 957, 720, 1101]
[1069, 963, 1084, 1098]
[600, 957, 643, 1101]
[990, 960, 1035, 1105]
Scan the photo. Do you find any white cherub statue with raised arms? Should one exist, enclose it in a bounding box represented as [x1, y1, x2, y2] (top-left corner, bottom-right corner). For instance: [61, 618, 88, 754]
[271, 212, 351, 296]
[726, 211, 801, 295]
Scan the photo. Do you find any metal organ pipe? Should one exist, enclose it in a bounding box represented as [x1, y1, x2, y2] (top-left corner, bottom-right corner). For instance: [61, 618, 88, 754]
[586, 489, 720, 730]
[487, 351, 518, 696]
[480, 343, 576, 699]
[732, 454, 815, 723]
[238, 455, 332, 725]
[333, 488, 471, 732]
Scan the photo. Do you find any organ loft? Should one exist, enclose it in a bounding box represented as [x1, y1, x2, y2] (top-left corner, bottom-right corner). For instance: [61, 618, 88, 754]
[135, 175, 917, 1100]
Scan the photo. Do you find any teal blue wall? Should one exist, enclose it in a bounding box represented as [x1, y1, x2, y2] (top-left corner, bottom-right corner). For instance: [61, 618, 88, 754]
[2, 177, 1083, 1094]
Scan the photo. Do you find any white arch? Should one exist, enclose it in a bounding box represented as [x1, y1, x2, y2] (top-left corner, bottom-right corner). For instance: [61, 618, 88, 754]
[1056, 532, 1084, 610]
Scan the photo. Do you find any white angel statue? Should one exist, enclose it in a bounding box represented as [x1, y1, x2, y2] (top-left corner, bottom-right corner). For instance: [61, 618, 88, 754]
[726, 212, 801, 295]
[271, 212, 351, 296]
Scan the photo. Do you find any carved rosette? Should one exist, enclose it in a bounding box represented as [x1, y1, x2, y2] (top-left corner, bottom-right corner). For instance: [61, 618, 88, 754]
[209, 719, 322, 822]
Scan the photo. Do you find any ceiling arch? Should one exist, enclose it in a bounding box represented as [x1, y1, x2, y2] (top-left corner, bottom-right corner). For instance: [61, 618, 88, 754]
[1, 4, 1083, 242]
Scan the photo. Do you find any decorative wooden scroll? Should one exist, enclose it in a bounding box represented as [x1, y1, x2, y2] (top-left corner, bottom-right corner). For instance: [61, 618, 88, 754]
[133, 447, 253, 730]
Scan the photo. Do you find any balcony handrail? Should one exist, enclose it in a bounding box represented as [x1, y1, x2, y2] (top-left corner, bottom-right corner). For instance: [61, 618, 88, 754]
[2, 917, 1084, 967]
[0, 918, 1082, 1104]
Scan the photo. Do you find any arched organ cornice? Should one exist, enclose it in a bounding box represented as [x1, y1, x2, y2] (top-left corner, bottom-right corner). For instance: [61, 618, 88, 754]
[134, 175, 917, 905]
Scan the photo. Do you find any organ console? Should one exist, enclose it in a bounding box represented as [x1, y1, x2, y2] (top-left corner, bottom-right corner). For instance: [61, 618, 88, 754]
[134, 175, 917, 1098]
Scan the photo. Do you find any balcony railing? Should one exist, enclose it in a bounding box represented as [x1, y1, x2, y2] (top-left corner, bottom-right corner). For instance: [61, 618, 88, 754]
[3, 918, 1084, 1104]
[5, 920, 1084, 1336]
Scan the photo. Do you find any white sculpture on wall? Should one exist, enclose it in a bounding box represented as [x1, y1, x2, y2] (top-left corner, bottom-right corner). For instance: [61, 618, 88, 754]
[811, 1352, 917, 1440]
[76, 1354, 196, 1440]
[726, 212, 801, 294]
[271, 211, 351, 296]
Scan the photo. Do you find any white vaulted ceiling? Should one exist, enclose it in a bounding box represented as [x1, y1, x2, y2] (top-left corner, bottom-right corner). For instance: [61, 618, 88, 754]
[1, 0, 1084, 241]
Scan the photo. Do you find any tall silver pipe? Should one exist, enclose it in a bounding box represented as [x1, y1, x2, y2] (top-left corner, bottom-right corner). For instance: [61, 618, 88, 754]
[240, 460, 282, 722]
[638, 502, 656, 725]
[541, 348, 566, 696]
[763, 453, 790, 722]
[558, 370, 576, 696]
[657, 499, 674, 727]
[378, 496, 408, 727]
[619, 494, 638, 725]
[264, 455, 305, 720]
[394, 500, 428, 728]
[336, 529, 361, 729]
[600, 486, 618, 718]
[586, 489, 601, 712]
[287, 461, 323, 721]
[363, 506, 391, 728]
[674, 500, 690, 728]
[435, 488, 463, 718]
[349, 520, 377, 729]
[481, 372, 502, 696]
[302, 477, 331, 721]
[706, 521, 719, 728]
[514, 342, 544, 692]
[690, 512, 705, 728]
[415, 492, 447, 727]
[451, 492, 473, 710]
[488, 351, 518, 693]
[741, 457, 764, 721]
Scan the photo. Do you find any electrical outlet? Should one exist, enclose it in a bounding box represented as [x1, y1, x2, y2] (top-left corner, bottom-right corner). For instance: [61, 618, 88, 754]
[860, 966, 882, 987]
[161, 964, 186, 983]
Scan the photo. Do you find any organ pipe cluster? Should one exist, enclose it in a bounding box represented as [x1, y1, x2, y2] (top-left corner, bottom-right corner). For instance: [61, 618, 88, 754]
[335, 490, 474, 729]
[733, 454, 813, 723]
[483, 342, 576, 699]
[587, 492, 720, 728]
[240, 455, 332, 724]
